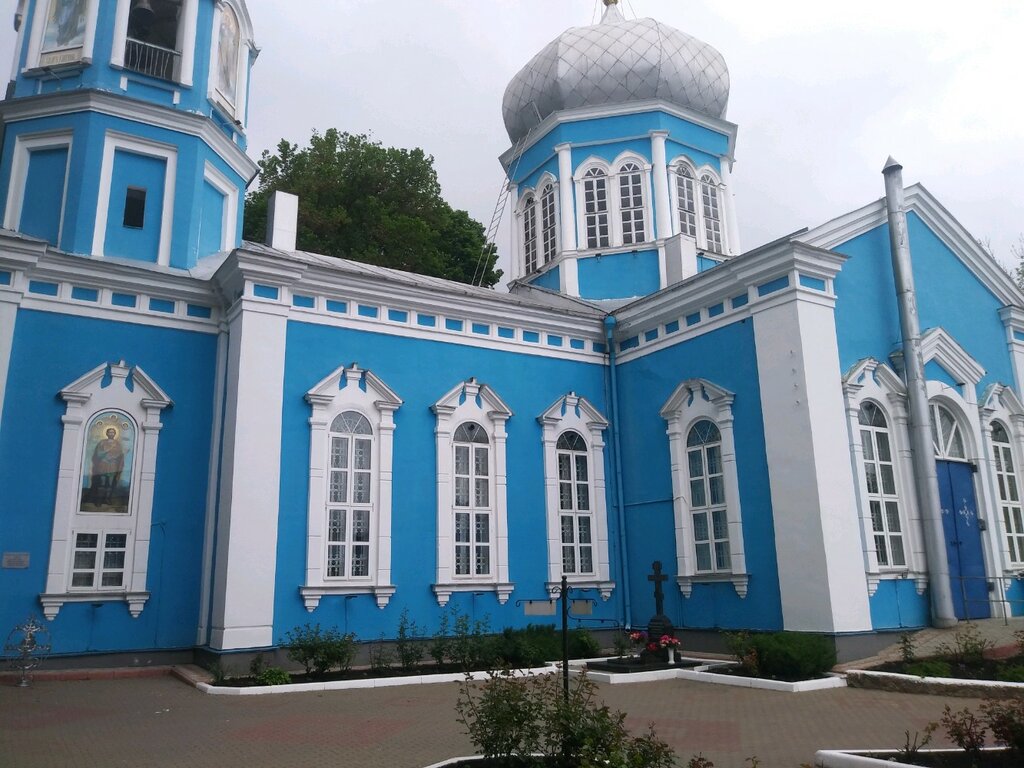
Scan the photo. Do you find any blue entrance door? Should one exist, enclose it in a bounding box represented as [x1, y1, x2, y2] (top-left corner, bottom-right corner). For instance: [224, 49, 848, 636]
[937, 460, 990, 620]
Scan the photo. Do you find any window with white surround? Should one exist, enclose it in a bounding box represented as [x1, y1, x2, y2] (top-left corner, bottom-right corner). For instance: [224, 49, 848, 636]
[842, 358, 925, 595]
[931, 401, 967, 459]
[41, 361, 171, 619]
[575, 156, 653, 251]
[302, 364, 401, 611]
[208, 0, 255, 122]
[661, 380, 747, 597]
[521, 193, 538, 274]
[433, 378, 512, 606]
[582, 167, 610, 249]
[618, 162, 646, 245]
[23, 0, 99, 71]
[540, 183, 557, 264]
[539, 393, 613, 599]
[858, 402, 906, 568]
[669, 161, 729, 254]
[991, 421, 1024, 566]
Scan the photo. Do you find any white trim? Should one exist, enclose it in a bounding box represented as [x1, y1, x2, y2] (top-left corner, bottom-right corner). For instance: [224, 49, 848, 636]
[301, 364, 401, 611]
[24, 0, 99, 72]
[109, 0, 198, 86]
[40, 361, 171, 619]
[92, 131, 178, 266]
[556, 143, 577, 254]
[2, 129, 73, 243]
[207, 0, 255, 124]
[432, 378, 514, 606]
[203, 160, 239, 252]
[0, 90, 259, 180]
[800, 183, 1024, 309]
[660, 379, 748, 597]
[842, 358, 927, 595]
[573, 153, 654, 252]
[979, 385, 1024, 585]
[538, 393, 614, 599]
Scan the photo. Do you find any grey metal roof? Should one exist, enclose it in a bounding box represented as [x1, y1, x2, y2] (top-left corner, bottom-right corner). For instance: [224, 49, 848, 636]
[502, 4, 730, 143]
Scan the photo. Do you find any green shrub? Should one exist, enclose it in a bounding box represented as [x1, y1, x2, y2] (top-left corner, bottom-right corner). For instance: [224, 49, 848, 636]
[935, 622, 992, 666]
[254, 666, 291, 686]
[369, 636, 394, 675]
[569, 628, 601, 659]
[281, 623, 356, 678]
[744, 632, 836, 681]
[396, 608, 424, 672]
[940, 704, 987, 759]
[904, 660, 952, 678]
[997, 664, 1024, 683]
[981, 699, 1024, 754]
[456, 670, 675, 768]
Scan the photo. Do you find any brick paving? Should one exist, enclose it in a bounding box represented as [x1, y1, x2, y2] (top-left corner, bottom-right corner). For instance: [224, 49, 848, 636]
[0, 670, 984, 768]
[5, 618, 1023, 768]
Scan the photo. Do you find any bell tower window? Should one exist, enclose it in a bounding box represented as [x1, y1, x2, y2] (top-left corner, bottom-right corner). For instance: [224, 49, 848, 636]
[583, 168, 610, 249]
[700, 174, 724, 253]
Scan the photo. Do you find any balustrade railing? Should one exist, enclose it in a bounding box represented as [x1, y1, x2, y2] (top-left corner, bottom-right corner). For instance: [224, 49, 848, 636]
[124, 38, 179, 81]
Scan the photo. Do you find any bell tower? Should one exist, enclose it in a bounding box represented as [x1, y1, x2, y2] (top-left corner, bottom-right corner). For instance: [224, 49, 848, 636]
[0, 0, 258, 269]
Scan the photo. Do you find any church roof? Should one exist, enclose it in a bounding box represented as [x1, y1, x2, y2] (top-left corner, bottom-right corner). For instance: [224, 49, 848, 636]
[502, 1, 730, 143]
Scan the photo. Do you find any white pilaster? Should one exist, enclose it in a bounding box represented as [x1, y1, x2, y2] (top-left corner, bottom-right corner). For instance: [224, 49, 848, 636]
[562, 257, 580, 297]
[0, 244, 40, 435]
[209, 291, 291, 649]
[720, 160, 742, 255]
[556, 143, 576, 253]
[753, 289, 872, 632]
[650, 131, 672, 241]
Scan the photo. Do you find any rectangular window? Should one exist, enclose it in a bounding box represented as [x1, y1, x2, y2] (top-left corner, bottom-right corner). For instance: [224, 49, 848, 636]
[523, 203, 538, 274]
[619, 168, 646, 245]
[861, 425, 906, 568]
[70, 532, 128, 589]
[123, 187, 147, 229]
[583, 174, 610, 249]
[557, 445, 594, 576]
[453, 433, 491, 576]
[689, 439, 730, 574]
[325, 418, 373, 580]
[994, 440, 1024, 565]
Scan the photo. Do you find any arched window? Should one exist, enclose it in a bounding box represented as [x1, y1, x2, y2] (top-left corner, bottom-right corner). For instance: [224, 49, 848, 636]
[931, 402, 966, 459]
[522, 194, 538, 274]
[453, 421, 491, 577]
[302, 364, 401, 610]
[858, 402, 906, 568]
[686, 419, 729, 573]
[676, 166, 697, 238]
[992, 422, 1024, 565]
[618, 162, 646, 245]
[432, 378, 512, 605]
[700, 174, 724, 252]
[556, 430, 593, 575]
[540, 183, 557, 264]
[326, 411, 373, 580]
[583, 168, 610, 249]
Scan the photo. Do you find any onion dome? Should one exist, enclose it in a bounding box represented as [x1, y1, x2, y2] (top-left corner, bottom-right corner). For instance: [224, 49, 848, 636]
[502, 0, 730, 143]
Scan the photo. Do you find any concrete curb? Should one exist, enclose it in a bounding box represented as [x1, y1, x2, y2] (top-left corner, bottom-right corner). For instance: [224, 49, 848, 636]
[846, 669, 1024, 699]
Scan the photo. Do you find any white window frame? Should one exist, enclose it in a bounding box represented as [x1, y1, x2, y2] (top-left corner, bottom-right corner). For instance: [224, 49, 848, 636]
[432, 378, 513, 606]
[842, 358, 926, 595]
[2, 130, 73, 244]
[980, 384, 1024, 574]
[573, 154, 653, 252]
[207, 0, 256, 124]
[858, 401, 909, 570]
[661, 379, 748, 597]
[92, 131, 178, 266]
[520, 192, 538, 274]
[539, 180, 558, 265]
[516, 172, 560, 276]
[202, 160, 239, 252]
[539, 393, 614, 599]
[23, 0, 99, 72]
[110, 0, 199, 86]
[41, 361, 171, 619]
[668, 160, 729, 254]
[301, 364, 401, 610]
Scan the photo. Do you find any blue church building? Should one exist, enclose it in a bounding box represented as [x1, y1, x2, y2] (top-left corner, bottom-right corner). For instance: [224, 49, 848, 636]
[2, 0, 1024, 661]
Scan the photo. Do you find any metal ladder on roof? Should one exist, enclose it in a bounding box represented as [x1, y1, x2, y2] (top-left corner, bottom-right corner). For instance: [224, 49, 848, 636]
[472, 129, 535, 287]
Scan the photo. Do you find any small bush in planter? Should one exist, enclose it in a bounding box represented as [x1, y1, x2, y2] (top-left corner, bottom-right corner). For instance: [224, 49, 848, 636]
[981, 699, 1024, 756]
[905, 660, 952, 678]
[728, 631, 836, 681]
[281, 623, 356, 678]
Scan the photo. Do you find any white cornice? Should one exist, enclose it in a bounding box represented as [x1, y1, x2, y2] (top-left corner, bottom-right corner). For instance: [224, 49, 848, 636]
[800, 183, 1024, 309]
[0, 90, 258, 180]
[499, 99, 738, 170]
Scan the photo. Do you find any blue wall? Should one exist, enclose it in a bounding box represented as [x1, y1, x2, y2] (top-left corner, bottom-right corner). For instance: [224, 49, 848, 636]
[578, 250, 660, 300]
[869, 580, 929, 629]
[199, 180, 226, 257]
[20, 146, 68, 245]
[0, 309, 218, 655]
[833, 214, 1014, 394]
[104, 150, 167, 263]
[274, 322, 615, 641]
[615, 319, 783, 630]
[529, 265, 560, 292]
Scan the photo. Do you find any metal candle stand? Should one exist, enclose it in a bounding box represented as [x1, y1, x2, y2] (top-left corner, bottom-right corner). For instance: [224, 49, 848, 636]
[4, 616, 51, 687]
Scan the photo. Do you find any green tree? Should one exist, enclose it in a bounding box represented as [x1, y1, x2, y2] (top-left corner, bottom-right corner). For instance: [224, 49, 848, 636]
[244, 129, 501, 288]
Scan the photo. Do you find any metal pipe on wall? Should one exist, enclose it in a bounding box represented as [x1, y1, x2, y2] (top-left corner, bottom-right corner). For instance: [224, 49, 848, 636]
[882, 157, 957, 627]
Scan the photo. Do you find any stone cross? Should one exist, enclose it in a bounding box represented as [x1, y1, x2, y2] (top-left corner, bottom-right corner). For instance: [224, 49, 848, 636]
[648, 560, 667, 617]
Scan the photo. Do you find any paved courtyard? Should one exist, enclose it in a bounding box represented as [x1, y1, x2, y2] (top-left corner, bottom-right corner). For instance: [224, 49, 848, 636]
[0, 671, 981, 768]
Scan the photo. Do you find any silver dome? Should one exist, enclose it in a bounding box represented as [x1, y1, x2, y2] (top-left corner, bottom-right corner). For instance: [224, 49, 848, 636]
[502, 3, 730, 144]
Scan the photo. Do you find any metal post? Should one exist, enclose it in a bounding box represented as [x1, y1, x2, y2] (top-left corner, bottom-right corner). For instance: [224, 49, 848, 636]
[560, 575, 569, 703]
[882, 157, 957, 628]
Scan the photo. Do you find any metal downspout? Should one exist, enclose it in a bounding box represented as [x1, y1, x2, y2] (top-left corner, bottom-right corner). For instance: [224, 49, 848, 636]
[882, 157, 957, 627]
[605, 315, 632, 628]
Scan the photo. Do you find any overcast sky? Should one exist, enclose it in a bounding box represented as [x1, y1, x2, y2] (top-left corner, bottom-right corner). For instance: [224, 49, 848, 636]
[4, 1, 1023, 284]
